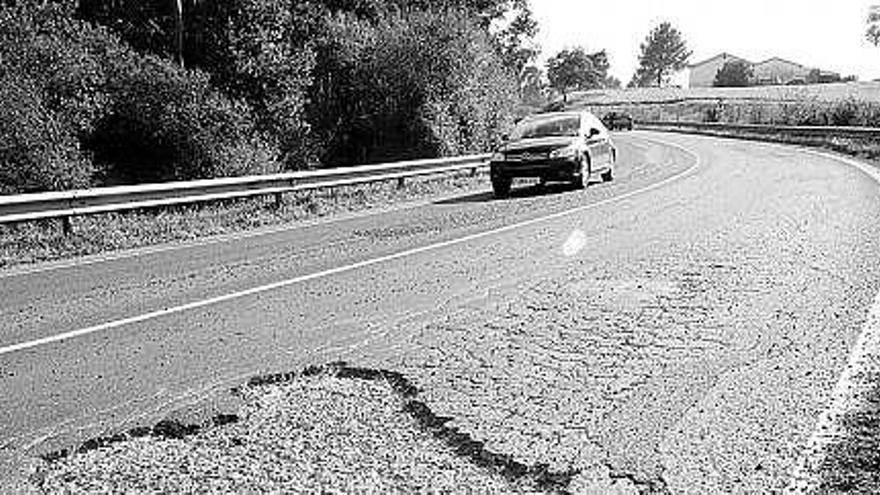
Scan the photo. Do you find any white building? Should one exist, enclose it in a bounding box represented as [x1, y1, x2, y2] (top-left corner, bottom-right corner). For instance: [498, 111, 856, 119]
[752, 57, 810, 86]
[687, 53, 838, 88]
[687, 53, 751, 88]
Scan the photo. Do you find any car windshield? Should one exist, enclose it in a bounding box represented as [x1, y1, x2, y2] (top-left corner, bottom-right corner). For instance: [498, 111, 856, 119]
[511, 116, 580, 139]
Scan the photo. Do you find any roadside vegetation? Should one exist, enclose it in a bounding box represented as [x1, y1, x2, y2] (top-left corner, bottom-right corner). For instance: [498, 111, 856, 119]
[0, 0, 537, 195]
[0, 0, 550, 268]
[628, 21, 691, 88]
[553, 6, 880, 129]
[573, 86, 880, 127]
[536, 20, 691, 105]
[546, 48, 618, 103]
[568, 8, 880, 129]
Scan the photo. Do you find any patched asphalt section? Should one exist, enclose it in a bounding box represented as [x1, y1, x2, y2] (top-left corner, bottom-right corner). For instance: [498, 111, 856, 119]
[29, 363, 575, 494]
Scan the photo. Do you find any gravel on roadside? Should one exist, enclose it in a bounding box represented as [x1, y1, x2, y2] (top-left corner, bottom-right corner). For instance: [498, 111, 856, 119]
[33, 372, 524, 494]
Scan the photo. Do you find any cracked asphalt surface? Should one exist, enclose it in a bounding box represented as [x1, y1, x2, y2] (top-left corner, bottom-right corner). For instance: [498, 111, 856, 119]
[2, 132, 880, 492]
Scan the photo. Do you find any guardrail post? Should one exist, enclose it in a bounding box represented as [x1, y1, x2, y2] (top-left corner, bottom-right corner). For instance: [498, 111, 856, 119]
[397, 177, 405, 189]
[470, 167, 477, 177]
[273, 192, 284, 208]
[61, 216, 72, 235]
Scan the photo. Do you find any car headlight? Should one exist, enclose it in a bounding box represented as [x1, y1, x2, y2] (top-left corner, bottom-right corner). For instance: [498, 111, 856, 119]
[491, 152, 505, 162]
[549, 146, 578, 159]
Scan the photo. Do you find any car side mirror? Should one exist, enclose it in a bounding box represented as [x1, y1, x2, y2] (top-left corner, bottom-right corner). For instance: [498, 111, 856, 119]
[588, 128, 601, 138]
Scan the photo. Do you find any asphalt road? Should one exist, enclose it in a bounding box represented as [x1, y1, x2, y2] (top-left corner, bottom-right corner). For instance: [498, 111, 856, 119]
[2, 131, 880, 492]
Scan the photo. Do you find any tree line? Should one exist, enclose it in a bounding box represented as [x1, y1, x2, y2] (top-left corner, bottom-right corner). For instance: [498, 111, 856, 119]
[541, 21, 691, 101]
[0, 0, 536, 194]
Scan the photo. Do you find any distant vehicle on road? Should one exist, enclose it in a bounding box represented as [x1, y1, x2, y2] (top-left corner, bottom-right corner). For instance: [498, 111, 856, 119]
[601, 111, 634, 131]
[542, 100, 566, 112]
[489, 111, 616, 198]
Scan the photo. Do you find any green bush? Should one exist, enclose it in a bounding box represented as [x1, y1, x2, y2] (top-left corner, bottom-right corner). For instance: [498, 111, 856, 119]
[0, 3, 108, 193]
[182, 0, 321, 170]
[90, 55, 278, 184]
[828, 99, 861, 126]
[0, 2, 279, 192]
[310, 8, 517, 166]
[0, 71, 93, 194]
[75, 0, 178, 61]
[2, 1, 524, 195]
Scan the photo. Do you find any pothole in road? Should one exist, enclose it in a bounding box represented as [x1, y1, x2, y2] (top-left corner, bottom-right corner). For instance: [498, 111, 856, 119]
[27, 362, 577, 494]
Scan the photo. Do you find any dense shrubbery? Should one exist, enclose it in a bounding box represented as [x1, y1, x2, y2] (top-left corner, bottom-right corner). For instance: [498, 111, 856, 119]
[0, 2, 278, 192]
[709, 99, 880, 127]
[0, 3, 103, 193]
[0, 71, 93, 194]
[310, 9, 516, 166]
[1, 0, 527, 193]
[588, 97, 880, 132]
[181, 0, 321, 168]
[89, 55, 278, 184]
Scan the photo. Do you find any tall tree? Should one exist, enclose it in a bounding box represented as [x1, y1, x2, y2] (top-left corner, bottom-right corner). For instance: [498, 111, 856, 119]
[868, 5, 880, 46]
[546, 47, 598, 103]
[631, 21, 691, 87]
[713, 60, 753, 87]
[605, 75, 622, 89]
[587, 49, 621, 88]
[491, 0, 539, 75]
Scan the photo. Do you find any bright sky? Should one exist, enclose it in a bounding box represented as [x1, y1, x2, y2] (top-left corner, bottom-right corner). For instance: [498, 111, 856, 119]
[531, 0, 880, 84]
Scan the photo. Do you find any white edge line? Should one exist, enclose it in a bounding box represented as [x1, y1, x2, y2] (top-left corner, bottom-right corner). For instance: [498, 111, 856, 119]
[642, 131, 880, 492]
[782, 149, 880, 492]
[669, 130, 880, 491]
[0, 180, 494, 280]
[0, 135, 700, 357]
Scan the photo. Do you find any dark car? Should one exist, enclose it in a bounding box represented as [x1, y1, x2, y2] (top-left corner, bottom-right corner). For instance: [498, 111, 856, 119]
[489, 111, 616, 198]
[602, 111, 634, 131]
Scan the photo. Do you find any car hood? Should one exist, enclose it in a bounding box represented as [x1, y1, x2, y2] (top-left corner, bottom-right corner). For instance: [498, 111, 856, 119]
[500, 137, 577, 153]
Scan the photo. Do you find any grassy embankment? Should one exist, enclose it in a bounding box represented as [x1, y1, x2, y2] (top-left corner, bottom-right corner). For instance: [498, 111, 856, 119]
[571, 82, 880, 163]
[570, 82, 880, 123]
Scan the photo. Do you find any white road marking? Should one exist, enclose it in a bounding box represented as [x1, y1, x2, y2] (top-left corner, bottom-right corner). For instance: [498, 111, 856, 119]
[666, 131, 880, 492]
[0, 185, 490, 280]
[627, 132, 880, 492]
[782, 150, 880, 493]
[0, 135, 700, 357]
[786, 290, 880, 493]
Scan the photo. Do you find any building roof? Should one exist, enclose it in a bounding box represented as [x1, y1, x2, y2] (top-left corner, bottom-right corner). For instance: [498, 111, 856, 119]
[688, 52, 751, 69]
[752, 57, 807, 68]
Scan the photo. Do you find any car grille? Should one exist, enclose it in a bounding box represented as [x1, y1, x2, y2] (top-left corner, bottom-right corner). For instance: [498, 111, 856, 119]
[506, 151, 550, 162]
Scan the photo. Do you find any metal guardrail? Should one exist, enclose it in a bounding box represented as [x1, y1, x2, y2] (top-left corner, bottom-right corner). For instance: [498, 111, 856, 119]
[637, 120, 880, 139]
[0, 154, 491, 225]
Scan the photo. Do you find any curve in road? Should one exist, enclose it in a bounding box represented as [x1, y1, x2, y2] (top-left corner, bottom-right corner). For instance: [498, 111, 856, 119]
[0, 138, 700, 357]
[2, 132, 879, 494]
